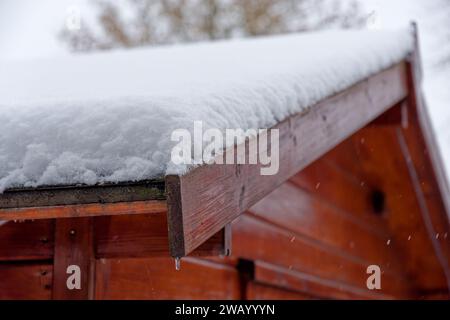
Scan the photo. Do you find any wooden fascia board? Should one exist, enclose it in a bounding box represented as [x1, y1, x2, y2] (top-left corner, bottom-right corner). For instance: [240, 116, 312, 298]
[0, 181, 166, 220]
[166, 61, 410, 257]
[402, 23, 450, 290]
[407, 23, 450, 220]
[0, 180, 165, 209]
[0, 200, 168, 221]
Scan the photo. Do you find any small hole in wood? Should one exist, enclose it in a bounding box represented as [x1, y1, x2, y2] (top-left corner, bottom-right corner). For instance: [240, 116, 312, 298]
[371, 190, 385, 215]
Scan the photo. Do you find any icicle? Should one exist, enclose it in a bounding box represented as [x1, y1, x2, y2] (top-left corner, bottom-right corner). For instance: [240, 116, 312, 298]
[175, 257, 181, 271]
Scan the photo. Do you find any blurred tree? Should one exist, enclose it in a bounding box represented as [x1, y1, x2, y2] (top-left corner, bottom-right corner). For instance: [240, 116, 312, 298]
[60, 0, 367, 52]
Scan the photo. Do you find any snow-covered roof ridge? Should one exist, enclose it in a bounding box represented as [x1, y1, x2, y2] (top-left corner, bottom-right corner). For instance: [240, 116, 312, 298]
[0, 28, 414, 191]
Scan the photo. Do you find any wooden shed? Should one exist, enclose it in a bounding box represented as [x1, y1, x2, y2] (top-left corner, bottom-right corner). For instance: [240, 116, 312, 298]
[0, 26, 449, 300]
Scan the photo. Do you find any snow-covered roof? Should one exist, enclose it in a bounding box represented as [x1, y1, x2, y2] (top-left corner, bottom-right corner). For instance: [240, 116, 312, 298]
[0, 29, 413, 191]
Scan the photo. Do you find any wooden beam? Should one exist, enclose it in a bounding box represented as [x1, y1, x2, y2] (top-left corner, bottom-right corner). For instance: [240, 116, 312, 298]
[166, 62, 409, 257]
[0, 220, 54, 261]
[246, 281, 313, 300]
[369, 100, 408, 127]
[253, 261, 392, 300]
[0, 180, 165, 209]
[52, 218, 95, 300]
[0, 200, 167, 221]
[0, 213, 231, 262]
[94, 257, 241, 300]
[405, 24, 450, 219]
[95, 213, 232, 259]
[398, 24, 450, 291]
[0, 262, 53, 300]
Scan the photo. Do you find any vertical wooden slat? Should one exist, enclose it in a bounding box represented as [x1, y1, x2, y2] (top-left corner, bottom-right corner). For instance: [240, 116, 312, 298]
[402, 23, 450, 290]
[52, 218, 95, 300]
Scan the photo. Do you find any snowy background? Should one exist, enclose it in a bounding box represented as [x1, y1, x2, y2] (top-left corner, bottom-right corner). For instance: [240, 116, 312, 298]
[0, 0, 449, 182]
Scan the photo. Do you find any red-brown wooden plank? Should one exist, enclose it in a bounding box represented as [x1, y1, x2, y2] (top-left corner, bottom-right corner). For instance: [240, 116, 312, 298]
[311, 84, 449, 294]
[254, 261, 397, 300]
[248, 183, 403, 272]
[0, 200, 167, 221]
[351, 126, 448, 291]
[166, 62, 409, 257]
[0, 263, 53, 300]
[52, 218, 95, 300]
[406, 24, 450, 217]
[95, 214, 231, 258]
[247, 281, 312, 300]
[289, 158, 387, 228]
[95, 257, 241, 300]
[401, 33, 450, 289]
[0, 220, 54, 261]
[232, 214, 412, 297]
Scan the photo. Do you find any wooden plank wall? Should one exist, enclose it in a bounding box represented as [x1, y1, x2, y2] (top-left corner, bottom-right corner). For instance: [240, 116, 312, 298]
[0, 262, 53, 300]
[229, 101, 448, 300]
[0, 216, 235, 300]
[95, 258, 240, 300]
[231, 102, 448, 300]
[231, 155, 414, 299]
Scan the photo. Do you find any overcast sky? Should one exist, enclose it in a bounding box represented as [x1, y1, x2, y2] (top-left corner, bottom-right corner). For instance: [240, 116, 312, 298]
[0, 0, 416, 61]
[0, 0, 91, 60]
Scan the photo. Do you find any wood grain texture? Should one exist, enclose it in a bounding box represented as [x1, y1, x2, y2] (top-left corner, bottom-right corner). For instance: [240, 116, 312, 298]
[0, 180, 165, 209]
[253, 261, 391, 300]
[289, 158, 388, 229]
[52, 218, 95, 300]
[248, 183, 403, 272]
[232, 214, 412, 298]
[418, 291, 450, 300]
[316, 30, 450, 292]
[349, 126, 448, 291]
[407, 25, 450, 218]
[397, 124, 450, 290]
[95, 257, 241, 300]
[95, 214, 230, 258]
[0, 263, 53, 300]
[401, 27, 450, 290]
[247, 282, 312, 300]
[0, 200, 167, 221]
[166, 62, 409, 257]
[0, 220, 54, 261]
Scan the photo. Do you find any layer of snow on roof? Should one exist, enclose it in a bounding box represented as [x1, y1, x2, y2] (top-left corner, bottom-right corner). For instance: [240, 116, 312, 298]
[0, 29, 413, 191]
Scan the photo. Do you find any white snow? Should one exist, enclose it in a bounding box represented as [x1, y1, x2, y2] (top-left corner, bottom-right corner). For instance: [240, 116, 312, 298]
[0, 29, 413, 191]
